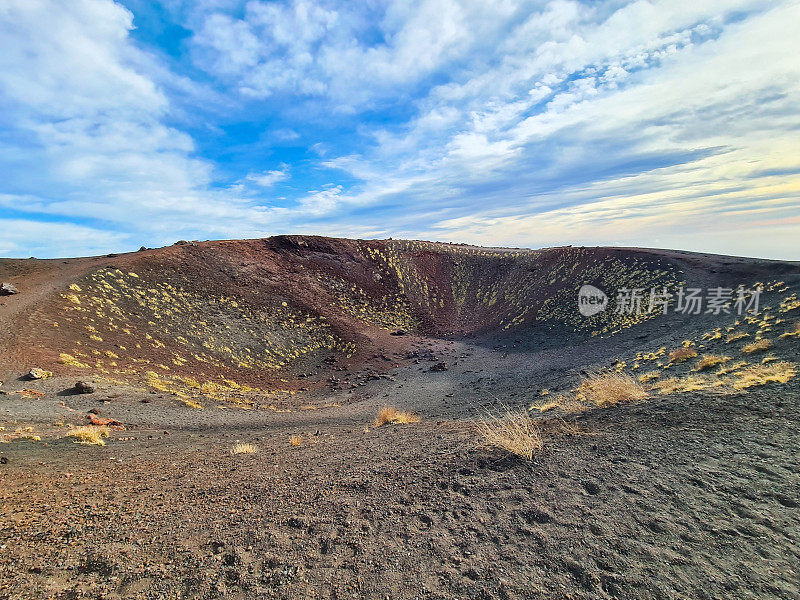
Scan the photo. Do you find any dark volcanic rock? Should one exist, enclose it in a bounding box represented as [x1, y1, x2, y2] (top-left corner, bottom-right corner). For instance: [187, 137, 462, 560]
[74, 381, 95, 394]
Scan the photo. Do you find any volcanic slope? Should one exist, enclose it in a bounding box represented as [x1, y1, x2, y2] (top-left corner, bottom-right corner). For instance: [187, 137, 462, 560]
[0, 236, 716, 400]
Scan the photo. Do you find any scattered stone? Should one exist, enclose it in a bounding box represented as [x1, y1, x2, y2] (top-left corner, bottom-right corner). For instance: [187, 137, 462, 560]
[74, 381, 95, 394]
[27, 368, 53, 380]
[0, 457, 7, 465]
[582, 480, 601, 495]
[87, 408, 102, 415]
[390, 329, 407, 336]
[210, 541, 225, 554]
[429, 362, 448, 372]
[88, 413, 124, 429]
[0, 282, 18, 296]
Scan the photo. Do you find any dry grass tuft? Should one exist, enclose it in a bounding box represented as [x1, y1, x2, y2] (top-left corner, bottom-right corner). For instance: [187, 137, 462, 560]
[726, 331, 749, 343]
[289, 435, 303, 446]
[534, 400, 560, 412]
[669, 347, 698, 363]
[742, 338, 773, 354]
[67, 425, 110, 446]
[374, 406, 421, 426]
[654, 375, 726, 394]
[578, 372, 648, 407]
[695, 354, 730, 371]
[531, 394, 588, 414]
[716, 360, 747, 375]
[732, 362, 796, 390]
[638, 370, 661, 383]
[231, 443, 258, 455]
[478, 409, 543, 459]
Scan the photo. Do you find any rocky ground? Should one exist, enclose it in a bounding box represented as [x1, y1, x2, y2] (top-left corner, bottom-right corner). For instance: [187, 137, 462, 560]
[1, 370, 799, 599]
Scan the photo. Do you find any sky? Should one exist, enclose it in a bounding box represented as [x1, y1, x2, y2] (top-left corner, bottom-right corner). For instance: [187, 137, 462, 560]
[0, 0, 798, 259]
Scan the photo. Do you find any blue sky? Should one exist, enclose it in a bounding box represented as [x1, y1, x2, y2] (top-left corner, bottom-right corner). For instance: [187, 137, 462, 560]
[0, 0, 799, 259]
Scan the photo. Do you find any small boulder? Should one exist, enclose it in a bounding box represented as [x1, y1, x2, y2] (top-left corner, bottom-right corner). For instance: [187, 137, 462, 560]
[0, 282, 18, 296]
[429, 362, 448, 372]
[74, 381, 95, 394]
[27, 368, 53, 380]
[390, 329, 407, 336]
[88, 413, 124, 429]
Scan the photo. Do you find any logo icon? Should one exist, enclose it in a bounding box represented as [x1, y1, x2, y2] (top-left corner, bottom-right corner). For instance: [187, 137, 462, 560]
[578, 285, 608, 317]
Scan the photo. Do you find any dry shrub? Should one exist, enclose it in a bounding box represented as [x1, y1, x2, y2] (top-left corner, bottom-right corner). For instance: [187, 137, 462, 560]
[67, 425, 110, 446]
[732, 362, 796, 390]
[669, 347, 698, 363]
[695, 354, 729, 371]
[726, 331, 749, 343]
[478, 410, 543, 459]
[742, 338, 773, 354]
[231, 443, 258, 455]
[289, 435, 303, 446]
[578, 372, 647, 407]
[374, 406, 421, 426]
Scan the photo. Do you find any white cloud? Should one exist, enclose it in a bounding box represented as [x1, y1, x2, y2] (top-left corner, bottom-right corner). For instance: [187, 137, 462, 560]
[1, 0, 799, 260]
[246, 167, 289, 187]
[0, 0, 292, 254]
[297, 1, 800, 258]
[0, 217, 129, 258]
[299, 185, 343, 216]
